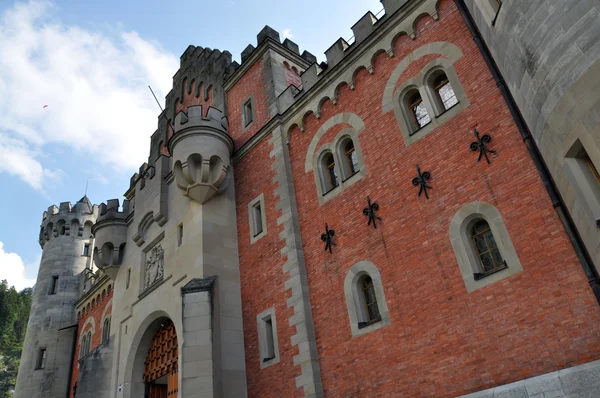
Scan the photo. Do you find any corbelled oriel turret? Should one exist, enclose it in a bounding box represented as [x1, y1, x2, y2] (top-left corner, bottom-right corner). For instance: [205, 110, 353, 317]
[92, 199, 130, 279]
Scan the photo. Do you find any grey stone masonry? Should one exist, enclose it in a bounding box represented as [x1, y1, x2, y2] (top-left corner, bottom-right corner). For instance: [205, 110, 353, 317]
[15, 197, 98, 398]
[465, 0, 600, 274]
[269, 126, 323, 397]
[457, 359, 600, 398]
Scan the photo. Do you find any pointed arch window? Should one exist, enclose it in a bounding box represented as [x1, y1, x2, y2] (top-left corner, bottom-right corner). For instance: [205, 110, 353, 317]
[102, 318, 111, 344]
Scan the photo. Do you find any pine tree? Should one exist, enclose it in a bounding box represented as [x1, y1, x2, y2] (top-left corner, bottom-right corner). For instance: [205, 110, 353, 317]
[0, 280, 33, 396]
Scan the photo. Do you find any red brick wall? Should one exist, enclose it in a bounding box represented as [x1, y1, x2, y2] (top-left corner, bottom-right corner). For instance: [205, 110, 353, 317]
[69, 285, 113, 398]
[234, 0, 600, 397]
[235, 136, 299, 397]
[227, 55, 270, 149]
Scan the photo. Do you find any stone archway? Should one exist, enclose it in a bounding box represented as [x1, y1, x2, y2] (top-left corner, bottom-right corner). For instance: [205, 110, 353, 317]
[143, 320, 178, 397]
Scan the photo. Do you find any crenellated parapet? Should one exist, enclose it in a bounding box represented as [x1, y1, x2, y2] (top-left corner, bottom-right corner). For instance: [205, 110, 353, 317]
[39, 196, 99, 248]
[168, 105, 233, 204]
[91, 199, 130, 280]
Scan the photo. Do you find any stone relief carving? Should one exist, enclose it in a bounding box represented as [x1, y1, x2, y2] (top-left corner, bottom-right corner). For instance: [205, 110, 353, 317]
[144, 244, 164, 289]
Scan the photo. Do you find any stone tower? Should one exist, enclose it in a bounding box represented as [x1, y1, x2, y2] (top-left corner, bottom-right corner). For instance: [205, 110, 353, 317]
[15, 197, 98, 398]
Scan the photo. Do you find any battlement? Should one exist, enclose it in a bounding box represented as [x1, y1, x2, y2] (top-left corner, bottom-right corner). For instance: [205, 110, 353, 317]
[39, 196, 99, 247]
[238, 25, 317, 65]
[172, 105, 228, 135]
[97, 199, 130, 223]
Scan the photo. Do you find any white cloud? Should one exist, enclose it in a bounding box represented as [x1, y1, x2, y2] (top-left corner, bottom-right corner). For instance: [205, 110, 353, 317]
[0, 242, 38, 291]
[0, 1, 179, 190]
[282, 28, 295, 40]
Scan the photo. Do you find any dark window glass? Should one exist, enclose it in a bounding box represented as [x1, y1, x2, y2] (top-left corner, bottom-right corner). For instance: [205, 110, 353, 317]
[325, 153, 338, 190]
[471, 220, 505, 273]
[361, 276, 380, 323]
[49, 276, 58, 295]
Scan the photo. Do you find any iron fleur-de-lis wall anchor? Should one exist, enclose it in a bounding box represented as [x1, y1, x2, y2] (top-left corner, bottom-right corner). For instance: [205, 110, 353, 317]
[363, 196, 382, 229]
[412, 165, 432, 199]
[469, 129, 496, 164]
[321, 223, 336, 253]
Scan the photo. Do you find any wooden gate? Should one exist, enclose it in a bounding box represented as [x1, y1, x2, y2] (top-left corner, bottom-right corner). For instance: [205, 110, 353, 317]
[144, 320, 178, 397]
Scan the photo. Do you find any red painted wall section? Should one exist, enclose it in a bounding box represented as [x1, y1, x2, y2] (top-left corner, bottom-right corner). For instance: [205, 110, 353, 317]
[277, 0, 600, 396]
[69, 285, 113, 398]
[227, 55, 270, 149]
[235, 136, 300, 397]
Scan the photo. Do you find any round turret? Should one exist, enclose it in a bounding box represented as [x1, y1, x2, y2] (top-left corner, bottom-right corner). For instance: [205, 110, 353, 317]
[168, 105, 233, 204]
[92, 199, 130, 279]
[15, 196, 98, 398]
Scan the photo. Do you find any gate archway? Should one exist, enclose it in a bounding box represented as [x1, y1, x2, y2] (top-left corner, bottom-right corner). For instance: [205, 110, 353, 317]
[143, 320, 178, 397]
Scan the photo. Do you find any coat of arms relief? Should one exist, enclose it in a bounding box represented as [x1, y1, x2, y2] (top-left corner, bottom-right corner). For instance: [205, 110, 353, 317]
[144, 244, 164, 289]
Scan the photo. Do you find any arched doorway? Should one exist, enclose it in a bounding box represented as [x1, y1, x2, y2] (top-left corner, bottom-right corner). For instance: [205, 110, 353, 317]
[143, 320, 178, 397]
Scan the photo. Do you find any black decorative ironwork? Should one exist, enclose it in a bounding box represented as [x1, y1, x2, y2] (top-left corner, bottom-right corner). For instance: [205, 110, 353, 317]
[469, 129, 496, 164]
[320, 223, 336, 253]
[412, 165, 432, 199]
[363, 196, 382, 229]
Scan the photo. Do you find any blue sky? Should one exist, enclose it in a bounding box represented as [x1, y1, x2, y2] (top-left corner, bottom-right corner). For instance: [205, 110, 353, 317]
[0, 0, 382, 290]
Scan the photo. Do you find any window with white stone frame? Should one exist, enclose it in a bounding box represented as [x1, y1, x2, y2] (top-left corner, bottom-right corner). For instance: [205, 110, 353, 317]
[565, 138, 600, 227]
[449, 201, 523, 292]
[477, 0, 503, 26]
[248, 194, 267, 244]
[344, 261, 391, 337]
[256, 308, 280, 369]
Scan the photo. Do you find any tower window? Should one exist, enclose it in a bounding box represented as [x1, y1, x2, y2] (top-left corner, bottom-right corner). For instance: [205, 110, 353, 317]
[565, 139, 600, 227]
[470, 220, 506, 279]
[83, 243, 90, 257]
[35, 348, 47, 369]
[126, 268, 131, 289]
[177, 223, 183, 247]
[49, 276, 59, 295]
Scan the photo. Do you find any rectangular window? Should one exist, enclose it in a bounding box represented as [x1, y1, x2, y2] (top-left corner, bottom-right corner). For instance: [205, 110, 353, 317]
[252, 203, 263, 237]
[126, 268, 131, 289]
[36, 348, 47, 369]
[83, 243, 90, 257]
[565, 139, 600, 224]
[243, 98, 253, 127]
[177, 223, 184, 247]
[257, 308, 279, 368]
[249, 194, 267, 243]
[49, 276, 58, 295]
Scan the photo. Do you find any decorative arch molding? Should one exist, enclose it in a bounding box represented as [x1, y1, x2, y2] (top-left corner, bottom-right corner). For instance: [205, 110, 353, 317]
[305, 112, 366, 173]
[449, 201, 523, 292]
[283, 0, 443, 137]
[100, 298, 113, 331]
[79, 317, 96, 344]
[343, 261, 391, 337]
[123, 310, 181, 398]
[382, 41, 464, 113]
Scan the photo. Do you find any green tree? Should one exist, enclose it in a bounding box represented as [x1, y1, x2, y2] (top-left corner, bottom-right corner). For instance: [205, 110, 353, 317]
[0, 280, 33, 396]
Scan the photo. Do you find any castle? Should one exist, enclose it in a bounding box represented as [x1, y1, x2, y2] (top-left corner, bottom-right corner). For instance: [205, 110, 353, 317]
[14, 0, 600, 397]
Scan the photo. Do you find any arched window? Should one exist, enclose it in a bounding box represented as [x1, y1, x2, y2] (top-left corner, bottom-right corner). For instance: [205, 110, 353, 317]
[407, 90, 430, 130]
[86, 331, 92, 356]
[344, 140, 359, 176]
[102, 318, 111, 344]
[79, 335, 87, 359]
[470, 220, 505, 278]
[320, 152, 339, 194]
[432, 72, 458, 111]
[359, 275, 380, 325]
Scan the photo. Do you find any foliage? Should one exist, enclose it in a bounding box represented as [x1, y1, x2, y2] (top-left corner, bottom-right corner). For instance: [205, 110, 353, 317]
[0, 280, 32, 396]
